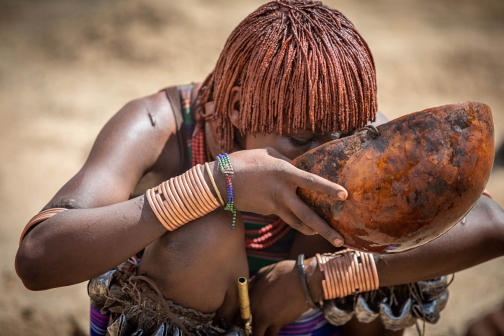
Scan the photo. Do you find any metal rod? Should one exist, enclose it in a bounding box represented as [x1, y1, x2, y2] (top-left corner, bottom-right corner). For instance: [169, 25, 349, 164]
[238, 277, 252, 336]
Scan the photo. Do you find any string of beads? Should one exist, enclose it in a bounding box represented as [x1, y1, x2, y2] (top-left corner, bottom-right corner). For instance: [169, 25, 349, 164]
[245, 218, 291, 249]
[216, 153, 237, 229]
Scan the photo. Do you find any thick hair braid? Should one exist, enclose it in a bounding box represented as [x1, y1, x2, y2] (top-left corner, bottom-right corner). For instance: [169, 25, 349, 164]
[199, 0, 377, 152]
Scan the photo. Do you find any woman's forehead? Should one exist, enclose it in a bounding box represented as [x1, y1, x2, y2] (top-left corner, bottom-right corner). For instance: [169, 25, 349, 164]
[281, 120, 340, 136]
[285, 128, 323, 136]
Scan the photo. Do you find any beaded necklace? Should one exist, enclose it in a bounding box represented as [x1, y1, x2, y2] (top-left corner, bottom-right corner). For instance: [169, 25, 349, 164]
[244, 218, 291, 249]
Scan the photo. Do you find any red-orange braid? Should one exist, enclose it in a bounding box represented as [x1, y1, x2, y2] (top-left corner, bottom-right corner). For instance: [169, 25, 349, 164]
[199, 0, 377, 153]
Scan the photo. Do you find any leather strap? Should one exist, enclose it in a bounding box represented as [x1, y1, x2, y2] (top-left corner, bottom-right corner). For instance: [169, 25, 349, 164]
[130, 275, 190, 336]
[297, 254, 320, 310]
[164, 86, 188, 175]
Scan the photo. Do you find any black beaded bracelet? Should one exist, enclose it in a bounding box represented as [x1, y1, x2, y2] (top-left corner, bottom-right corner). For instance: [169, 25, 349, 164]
[297, 254, 320, 310]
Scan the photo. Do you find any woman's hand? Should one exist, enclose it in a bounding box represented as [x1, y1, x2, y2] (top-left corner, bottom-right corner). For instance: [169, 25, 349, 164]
[208, 148, 347, 246]
[247, 260, 312, 336]
[465, 305, 504, 336]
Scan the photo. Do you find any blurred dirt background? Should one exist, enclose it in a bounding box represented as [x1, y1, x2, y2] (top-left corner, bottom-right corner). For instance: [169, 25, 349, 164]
[1, 0, 504, 335]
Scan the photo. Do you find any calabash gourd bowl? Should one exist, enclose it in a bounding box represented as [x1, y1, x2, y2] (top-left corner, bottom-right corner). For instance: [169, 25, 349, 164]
[291, 102, 494, 253]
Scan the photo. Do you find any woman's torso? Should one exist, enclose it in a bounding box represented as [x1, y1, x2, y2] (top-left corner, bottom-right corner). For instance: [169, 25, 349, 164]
[98, 84, 340, 335]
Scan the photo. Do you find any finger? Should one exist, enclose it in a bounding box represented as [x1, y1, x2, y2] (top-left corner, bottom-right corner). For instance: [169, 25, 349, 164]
[278, 209, 316, 235]
[489, 310, 504, 333]
[287, 195, 344, 247]
[266, 326, 281, 336]
[247, 274, 260, 293]
[466, 322, 496, 336]
[252, 320, 268, 336]
[286, 164, 348, 200]
[264, 147, 291, 162]
[247, 276, 256, 290]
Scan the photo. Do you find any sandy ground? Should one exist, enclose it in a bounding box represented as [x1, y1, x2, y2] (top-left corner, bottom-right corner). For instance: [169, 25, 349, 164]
[1, 0, 504, 335]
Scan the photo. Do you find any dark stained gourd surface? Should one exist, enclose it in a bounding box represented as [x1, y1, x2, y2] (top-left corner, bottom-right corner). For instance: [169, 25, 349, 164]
[291, 102, 494, 253]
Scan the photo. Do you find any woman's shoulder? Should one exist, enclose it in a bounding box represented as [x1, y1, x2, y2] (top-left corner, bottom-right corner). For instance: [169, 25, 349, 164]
[118, 90, 174, 129]
[101, 88, 184, 152]
[80, 89, 183, 191]
[123, 83, 200, 132]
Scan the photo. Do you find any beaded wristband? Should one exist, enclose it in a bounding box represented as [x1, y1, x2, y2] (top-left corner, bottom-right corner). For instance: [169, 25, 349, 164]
[146, 165, 221, 231]
[316, 249, 379, 300]
[216, 153, 237, 230]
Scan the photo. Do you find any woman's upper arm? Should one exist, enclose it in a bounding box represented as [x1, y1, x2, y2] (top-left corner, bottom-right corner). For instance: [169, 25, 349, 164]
[46, 91, 179, 209]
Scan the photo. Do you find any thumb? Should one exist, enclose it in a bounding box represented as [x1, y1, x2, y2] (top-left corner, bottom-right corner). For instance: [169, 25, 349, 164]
[264, 147, 291, 162]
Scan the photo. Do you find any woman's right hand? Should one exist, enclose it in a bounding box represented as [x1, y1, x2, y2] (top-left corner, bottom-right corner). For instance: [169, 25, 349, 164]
[209, 148, 347, 247]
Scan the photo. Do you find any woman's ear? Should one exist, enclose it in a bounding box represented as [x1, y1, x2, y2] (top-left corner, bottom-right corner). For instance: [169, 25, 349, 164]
[228, 86, 241, 129]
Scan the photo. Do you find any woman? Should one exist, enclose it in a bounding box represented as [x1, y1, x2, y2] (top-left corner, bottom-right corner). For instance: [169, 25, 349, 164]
[15, 1, 504, 335]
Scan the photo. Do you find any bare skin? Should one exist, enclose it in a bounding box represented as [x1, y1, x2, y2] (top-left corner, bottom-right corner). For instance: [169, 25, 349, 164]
[15, 85, 504, 334]
[14, 85, 349, 319]
[465, 304, 504, 336]
[250, 195, 504, 335]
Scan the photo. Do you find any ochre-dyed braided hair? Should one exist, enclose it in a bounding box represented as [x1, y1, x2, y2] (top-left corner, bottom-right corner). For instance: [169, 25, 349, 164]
[199, 0, 377, 153]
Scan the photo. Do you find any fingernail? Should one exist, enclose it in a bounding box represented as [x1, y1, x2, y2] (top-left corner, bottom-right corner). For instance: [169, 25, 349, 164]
[333, 238, 343, 247]
[337, 190, 347, 200]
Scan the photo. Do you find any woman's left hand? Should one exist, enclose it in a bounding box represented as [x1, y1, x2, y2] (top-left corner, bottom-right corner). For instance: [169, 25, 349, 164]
[248, 260, 314, 336]
[465, 304, 504, 336]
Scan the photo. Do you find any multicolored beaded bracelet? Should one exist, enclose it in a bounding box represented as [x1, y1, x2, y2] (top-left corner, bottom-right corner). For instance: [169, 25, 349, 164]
[216, 153, 237, 229]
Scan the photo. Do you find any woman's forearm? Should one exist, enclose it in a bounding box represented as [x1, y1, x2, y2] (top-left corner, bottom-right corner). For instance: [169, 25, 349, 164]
[376, 195, 504, 286]
[307, 196, 504, 301]
[16, 148, 352, 291]
[15, 195, 166, 290]
[16, 162, 223, 291]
